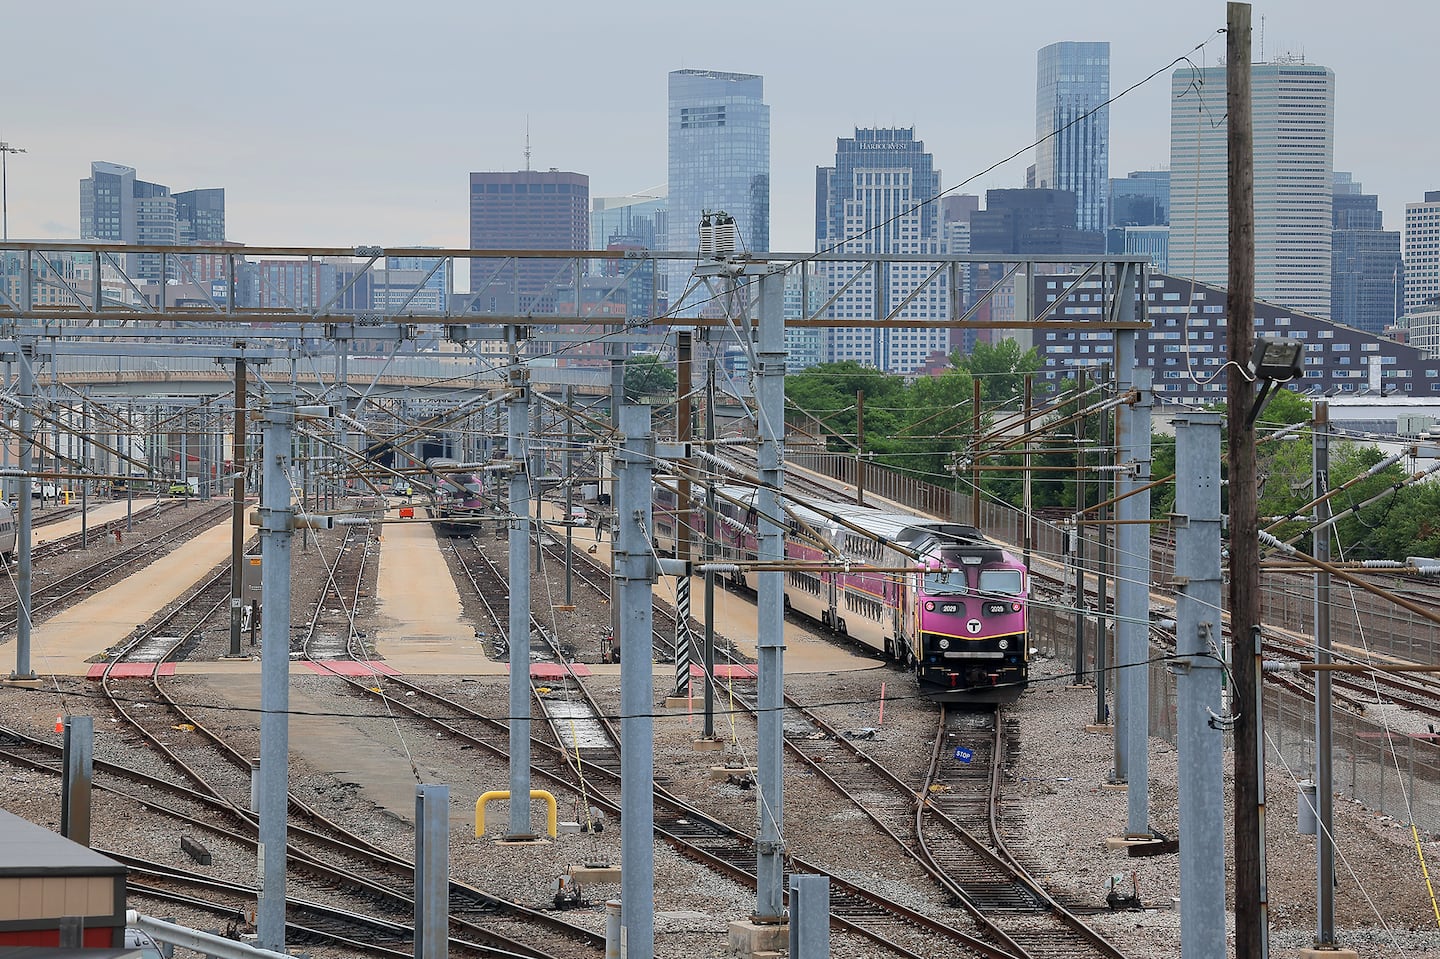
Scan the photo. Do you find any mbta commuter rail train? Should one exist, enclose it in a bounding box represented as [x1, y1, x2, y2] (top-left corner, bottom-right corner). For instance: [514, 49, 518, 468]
[425, 457, 486, 535]
[655, 482, 1029, 702]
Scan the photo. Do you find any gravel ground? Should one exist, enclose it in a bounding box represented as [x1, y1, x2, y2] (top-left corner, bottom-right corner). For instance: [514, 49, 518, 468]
[2, 502, 1438, 958]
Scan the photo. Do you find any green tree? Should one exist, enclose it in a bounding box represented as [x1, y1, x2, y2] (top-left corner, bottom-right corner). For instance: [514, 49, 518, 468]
[951, 339, 1044, 404]
[623, 353, 677, 401]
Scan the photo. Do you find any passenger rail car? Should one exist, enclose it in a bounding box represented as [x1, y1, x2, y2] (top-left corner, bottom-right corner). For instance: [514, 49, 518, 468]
[0, 502, 14, 559]
[655, 482, 1028, 703]
[425, 457, 486, 536]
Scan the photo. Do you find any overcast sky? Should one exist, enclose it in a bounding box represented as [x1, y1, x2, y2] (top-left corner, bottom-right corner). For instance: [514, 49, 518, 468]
[3, 0, 1433, 254]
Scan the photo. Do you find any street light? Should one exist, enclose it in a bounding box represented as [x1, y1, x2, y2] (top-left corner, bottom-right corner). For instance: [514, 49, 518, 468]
[0, 140, 26, 241]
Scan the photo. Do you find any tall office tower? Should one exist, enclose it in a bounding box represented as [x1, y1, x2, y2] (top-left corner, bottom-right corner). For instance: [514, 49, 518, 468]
[815, 127, 948, 375]
[175, 189, 226, 244]
[1330, 173, 1401, 334]
[1109, 170, 1170, 227]
[1169, 60, 1334, 316]
[1404, 191, 1440, 313]
[80, 162, 138, 243]
[80, 162, 178, 281]
[666, 69, 769, 316]
[468, 169, 588, 308]
[1035, 42, 1110, 233]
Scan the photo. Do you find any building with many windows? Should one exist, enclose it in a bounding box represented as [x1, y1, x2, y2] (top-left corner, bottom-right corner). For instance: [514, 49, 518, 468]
[666, 69, 769, 316]
[175, 188, 226, 244]
[1331, 173, 1401, 334]
[468, 169, 588, 307]
[1404, 190, 1440, 314]
[1109, 170, 1169, 227]
[1029, 270, 1434, 402]
[815, 127, 949, 375]
[1035, 41, 1110, 234]
[1168, 60, 1335, 317]
[80, 162, 225, 283]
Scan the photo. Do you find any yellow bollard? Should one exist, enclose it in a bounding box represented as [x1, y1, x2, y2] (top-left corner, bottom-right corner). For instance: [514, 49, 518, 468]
[475, 789, 558, 838]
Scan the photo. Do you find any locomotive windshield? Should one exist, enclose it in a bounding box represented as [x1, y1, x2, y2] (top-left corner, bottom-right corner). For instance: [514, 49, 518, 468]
[922, 570, 967, 595]
[978, 568, 1024, 596]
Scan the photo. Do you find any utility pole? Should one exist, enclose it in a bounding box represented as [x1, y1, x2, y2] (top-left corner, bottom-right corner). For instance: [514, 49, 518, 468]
[229, 348, 248, 658]
[1226, 5, 1269, 956]
[971, 378, 982, 527]
[1022, 374, 1033, 569]
[855, 389, 865, 505]
[1312, 400, 1342, 952]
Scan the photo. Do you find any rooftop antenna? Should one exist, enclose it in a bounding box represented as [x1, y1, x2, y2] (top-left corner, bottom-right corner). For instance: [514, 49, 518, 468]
[1260, 15, 1265, 62]
[524, 116, 531, 172]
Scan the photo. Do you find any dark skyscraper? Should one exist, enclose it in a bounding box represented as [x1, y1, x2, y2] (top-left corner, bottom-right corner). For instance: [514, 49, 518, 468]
[1035, 41, 1110, 233]
[1331, 173, 1401, 334]
[175, 188, 226, 244]
[468, 169, 588, 305]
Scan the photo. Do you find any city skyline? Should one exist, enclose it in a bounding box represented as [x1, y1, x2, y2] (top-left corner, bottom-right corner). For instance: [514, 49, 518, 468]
[2, 1, 1435, 261]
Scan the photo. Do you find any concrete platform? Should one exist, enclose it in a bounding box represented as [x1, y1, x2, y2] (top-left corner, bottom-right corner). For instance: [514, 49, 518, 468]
[692, 738, 726, 752]
[1084, 723, 1114, 733]
[728, 920, 788, 957]
[1098, 781, 1129, 792]
[1296, 950, 1359, 958]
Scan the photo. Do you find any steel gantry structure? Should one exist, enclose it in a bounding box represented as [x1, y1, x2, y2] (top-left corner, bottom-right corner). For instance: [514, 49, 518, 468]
[2, 239, 1164, 957]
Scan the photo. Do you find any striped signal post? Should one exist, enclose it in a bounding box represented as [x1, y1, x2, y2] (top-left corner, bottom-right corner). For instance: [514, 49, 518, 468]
[675, 329, 694, 697]
[675, 575, 694, 696]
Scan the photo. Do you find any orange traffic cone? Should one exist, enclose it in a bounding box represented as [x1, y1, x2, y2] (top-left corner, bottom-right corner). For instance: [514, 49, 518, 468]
[54, 715, 64, 733]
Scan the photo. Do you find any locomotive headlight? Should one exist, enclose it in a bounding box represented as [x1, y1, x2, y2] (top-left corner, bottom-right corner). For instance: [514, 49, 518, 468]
[925, 601, 935, 611]
[937, 638, 950, 650]
[997, 639, 1010, 650]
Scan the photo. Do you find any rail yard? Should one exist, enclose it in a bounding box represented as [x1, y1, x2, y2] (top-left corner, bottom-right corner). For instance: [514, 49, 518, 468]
[1, 456, 1438, 958]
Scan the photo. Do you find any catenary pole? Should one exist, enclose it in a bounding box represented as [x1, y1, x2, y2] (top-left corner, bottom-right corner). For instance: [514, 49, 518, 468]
[616, 402, 656, 956]
[1313, 400, 1338, 946]
[9, 338, 36, 680]
[704, 352, 718, 739]
[1173, 411, 1225, 959]
[1073, 367, 1088, 683]
[675, 329, 694, 695]
[257, 394, 295, 952]
[1226, 5, 1268, 956]
[754, 266, 787, 920]
[1115, 284, 1154, 838]
[506, 326, 533, 837]
[230, 348, 248, 657]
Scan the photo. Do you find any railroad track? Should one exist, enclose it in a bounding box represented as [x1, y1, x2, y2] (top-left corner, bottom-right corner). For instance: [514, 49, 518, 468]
[919, 708, 1128, 959]
[61, 532, 606, 958]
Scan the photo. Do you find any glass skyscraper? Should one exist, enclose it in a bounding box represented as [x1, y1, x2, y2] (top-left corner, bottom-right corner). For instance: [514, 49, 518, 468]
[1169, 61, 1334, 317]
[816, 127, 949, 375]
[666, 69, 769, 316]
[1035, 42, 1110, 234]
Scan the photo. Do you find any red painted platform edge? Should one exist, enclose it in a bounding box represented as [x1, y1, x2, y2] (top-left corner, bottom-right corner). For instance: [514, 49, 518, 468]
[302, 660, 401, 677]
[531, 662, 592, 678]
[86, 663, 177, 680]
